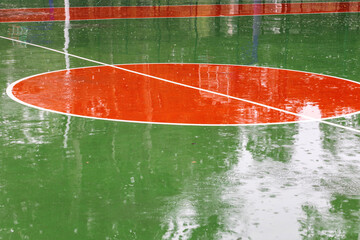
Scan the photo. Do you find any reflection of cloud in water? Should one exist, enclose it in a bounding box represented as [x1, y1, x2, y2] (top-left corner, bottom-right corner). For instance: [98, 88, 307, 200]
[63, 0, 71, 149]
[162, 199, 199, 240]
[215, 121, 358, 239]
[218, 130, 303, 240]
[19, 108, 50, 145]
[299, 103, 321, 120]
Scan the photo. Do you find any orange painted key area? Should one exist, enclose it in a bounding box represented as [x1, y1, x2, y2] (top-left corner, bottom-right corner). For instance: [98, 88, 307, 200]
[1, 2, 360, 23]
[10, 64, 360, 125]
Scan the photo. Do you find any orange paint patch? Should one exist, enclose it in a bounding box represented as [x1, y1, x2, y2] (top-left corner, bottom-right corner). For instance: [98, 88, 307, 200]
[9, 64, 360, 125]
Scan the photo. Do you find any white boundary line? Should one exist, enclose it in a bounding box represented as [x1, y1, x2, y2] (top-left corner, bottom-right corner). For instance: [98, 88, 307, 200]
[7, 63, 360, 124]
[2, 35, 360, 132]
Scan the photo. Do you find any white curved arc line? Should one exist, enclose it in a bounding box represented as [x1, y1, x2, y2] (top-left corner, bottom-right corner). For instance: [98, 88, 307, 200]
[7, 64, 360, 122]
[3, 81, 331, 127]
[6, 67, 360, 130]
[9, 63, 360, 122]
[2, 35, 360, 133]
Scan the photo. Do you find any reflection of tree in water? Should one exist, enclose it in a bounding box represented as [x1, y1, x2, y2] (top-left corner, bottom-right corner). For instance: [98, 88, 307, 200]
[330, 195, 360, 240]
[299, 195, 359, 240]
[245, 124, 297, 163]
[296, 119, 360, 240]
[299, 205, 344, 240]
[321, 115, 360, 157]
[157, 127, 242, 239]
[190, 214, 226, 239]
[52, 120, 243, 239]
[61, 65, 303, 238]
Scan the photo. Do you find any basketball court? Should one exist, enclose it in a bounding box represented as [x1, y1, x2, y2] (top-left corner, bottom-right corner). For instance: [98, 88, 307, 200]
[0, 0, 359, 239]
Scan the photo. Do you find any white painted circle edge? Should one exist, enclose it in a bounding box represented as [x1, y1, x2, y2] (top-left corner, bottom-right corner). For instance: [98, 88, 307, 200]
[6, 63, 360, 127]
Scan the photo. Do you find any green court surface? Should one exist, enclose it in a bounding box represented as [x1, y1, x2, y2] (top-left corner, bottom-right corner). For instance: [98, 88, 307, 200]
[1, 1, 360, 239]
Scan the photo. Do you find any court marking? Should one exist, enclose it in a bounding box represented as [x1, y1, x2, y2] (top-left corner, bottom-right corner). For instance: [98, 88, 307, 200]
[7, 63, 360, 125]
[3, 1, 359, 9]
[2, 35, 360, 133]
[0, 2, 359, 23]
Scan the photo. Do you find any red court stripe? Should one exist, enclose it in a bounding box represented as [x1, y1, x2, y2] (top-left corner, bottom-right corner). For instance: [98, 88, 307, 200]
[0, 2, 359, 23]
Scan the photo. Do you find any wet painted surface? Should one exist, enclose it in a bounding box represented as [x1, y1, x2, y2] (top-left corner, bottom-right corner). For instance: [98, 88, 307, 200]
[0, 1, 360, 239]
[2, 0, 360, 9]
[1, 2, 360, 23]
[9, 64, 360, 125]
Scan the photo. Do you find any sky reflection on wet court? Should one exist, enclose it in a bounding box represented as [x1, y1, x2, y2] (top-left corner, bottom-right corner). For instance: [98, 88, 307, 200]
[0, 0, 359, 239]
